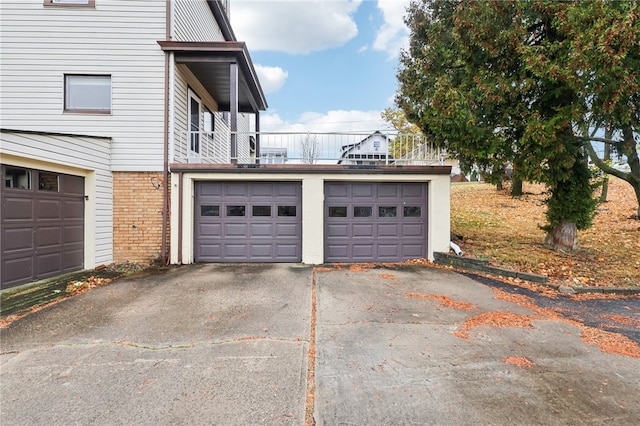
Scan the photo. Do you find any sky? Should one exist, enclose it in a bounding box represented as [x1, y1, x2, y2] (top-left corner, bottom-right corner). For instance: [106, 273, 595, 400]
[229, 0, 411, 133]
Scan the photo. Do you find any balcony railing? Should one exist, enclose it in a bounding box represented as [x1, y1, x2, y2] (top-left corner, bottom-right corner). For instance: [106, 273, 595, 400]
[174, 131, 446, 166]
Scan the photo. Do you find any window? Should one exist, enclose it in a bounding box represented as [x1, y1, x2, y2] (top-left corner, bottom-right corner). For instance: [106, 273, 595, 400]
[188, 91, 201, 155]
[278, 206, 296, 217]
[4, 167, 32, 190]
[204, 108, 214, 133]
[45, 0, 95, 7]
[227, 205, 245, 217]
[354, 206, 373, 218]
[201, 205, 220, 217]
[65, 75, 111, 113]
[378, 206, 397, 218]
[404, 206, 422, 217]
[328, 206, 347, 218]
[38, 172, 59, 192]
[252, 206, 271, 217]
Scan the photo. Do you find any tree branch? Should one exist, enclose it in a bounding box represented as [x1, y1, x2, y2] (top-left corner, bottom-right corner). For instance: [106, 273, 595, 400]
[584, 141, 632, 183]
[576, 136, 622, 146]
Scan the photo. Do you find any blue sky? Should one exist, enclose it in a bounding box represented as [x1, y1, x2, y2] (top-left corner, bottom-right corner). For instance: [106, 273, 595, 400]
[230, 0, 411, 133]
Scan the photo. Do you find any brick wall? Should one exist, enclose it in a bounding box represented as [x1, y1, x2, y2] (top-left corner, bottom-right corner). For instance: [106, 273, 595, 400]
[113, 172, 170, 264]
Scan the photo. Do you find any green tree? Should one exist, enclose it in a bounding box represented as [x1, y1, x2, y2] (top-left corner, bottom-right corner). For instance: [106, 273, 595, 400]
[397, 0, 638, 250]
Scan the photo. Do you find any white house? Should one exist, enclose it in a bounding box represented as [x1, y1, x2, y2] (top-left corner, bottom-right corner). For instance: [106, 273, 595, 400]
[339, 131, 392, 165]
[0, 0, 451, 290]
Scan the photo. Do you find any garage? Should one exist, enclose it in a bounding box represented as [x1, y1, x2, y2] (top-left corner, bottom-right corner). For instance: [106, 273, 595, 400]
[324, 182, 427, 262]
[194, 181, 302, 262]
[1, 165, 85, 289]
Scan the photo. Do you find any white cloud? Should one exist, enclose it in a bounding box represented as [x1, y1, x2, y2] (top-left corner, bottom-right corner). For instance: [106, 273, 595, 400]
[373, 0, 410, 59]
[231, 0, 362, 54]
[260, 109, 392, 133]
[254, 65, 288, 94]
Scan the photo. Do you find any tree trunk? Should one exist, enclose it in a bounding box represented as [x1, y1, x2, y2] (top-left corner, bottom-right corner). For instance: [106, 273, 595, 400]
[544, 222, 578, 251]
[599, 127, 612, 203]
[511, 175, 523, 197]
[599, 175, 609, 203]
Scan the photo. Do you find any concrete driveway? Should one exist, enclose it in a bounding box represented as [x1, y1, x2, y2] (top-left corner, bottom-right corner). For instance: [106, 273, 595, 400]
[1, 264, 639, 425]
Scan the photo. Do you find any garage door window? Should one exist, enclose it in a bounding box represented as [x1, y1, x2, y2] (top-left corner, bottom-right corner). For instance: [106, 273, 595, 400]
[38, 172, 59, 192]
[227, 205, 245, 216]
[278, 206, 296, 217]
[329, 206, 347, 217]
[4, 167, 32, 190]
[379, 206, 397, 217]
[404, 206, 422, 217]
[201, 205, 219, 216]
[252, 206, 271, 217]
[354, 206, 373, 217]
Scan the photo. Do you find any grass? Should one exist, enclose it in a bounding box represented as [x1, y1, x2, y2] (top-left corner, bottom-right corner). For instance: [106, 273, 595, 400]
[450, 176, 640, 287]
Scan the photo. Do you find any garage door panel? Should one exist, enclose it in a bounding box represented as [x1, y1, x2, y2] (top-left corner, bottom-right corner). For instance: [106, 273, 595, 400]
[199, 183, 223, 196]
[2, 227, 33, 251]
[64, 224, 84, 244]
[402, 223, 425, 237]
[64, 199, 85, 219]
[276, 244, 299, 257]
[352, 224, 374, 237]
[327, 223, 348, 238]
[377, 244, 400, 257]
[352, 184, 374, 198]
[352, 245, 374, 258]
[63, 249, 84, 270]
[225, 223, 247, 237]
[3, 197, 33, 221]
[377, 223, 399, 237]
[402, 245, 424, 257]
[36, 226, 62, 248]
[275, 223, 299, 237]
[195, 182, 302, 262]
[199, 244, 221, 258]
[250, 244, 272, 258]
[36, 199, 62, 220]
[250, 223, 273, 237]
[199, 223, 222, 237]
[2, 258, 33, 286]
[36, 252, 62, 276]
[325, 182, 427, 262]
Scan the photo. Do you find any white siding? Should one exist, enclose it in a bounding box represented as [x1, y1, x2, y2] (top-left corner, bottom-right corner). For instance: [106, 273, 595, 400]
[0, 0, 167, 172]
[1, 131, 113, 268]
[173, 0, 225, 42]
[173, 64, 231, 164]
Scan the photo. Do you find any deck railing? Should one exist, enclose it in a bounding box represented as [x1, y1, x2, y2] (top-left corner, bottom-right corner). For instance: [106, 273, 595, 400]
[173, 131, 446, 166]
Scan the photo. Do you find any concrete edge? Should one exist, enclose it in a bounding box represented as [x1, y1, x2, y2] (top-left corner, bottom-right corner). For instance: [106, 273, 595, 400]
[433, 252, 640, 294]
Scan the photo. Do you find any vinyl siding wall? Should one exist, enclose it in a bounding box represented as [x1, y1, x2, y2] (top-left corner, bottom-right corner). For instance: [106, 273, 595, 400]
[172, 0, 225, 42]
[0, 131, 113, 267]
[0, 0, 167, 172]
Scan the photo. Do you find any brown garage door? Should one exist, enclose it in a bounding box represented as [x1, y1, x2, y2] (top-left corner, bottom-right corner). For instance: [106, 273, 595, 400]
[325, 182, 427, 262]
[1, 165, 85, 289]
[194, 181, 302, 262]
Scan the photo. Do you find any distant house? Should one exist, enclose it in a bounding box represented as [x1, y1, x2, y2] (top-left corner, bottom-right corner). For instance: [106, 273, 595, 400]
[260, 148, 288, 164]
[338, 131, 392, 165]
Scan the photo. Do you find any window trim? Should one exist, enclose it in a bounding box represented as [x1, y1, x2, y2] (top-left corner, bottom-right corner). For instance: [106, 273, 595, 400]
[44, 0, 95, 7]
[64, 74, 111, 114]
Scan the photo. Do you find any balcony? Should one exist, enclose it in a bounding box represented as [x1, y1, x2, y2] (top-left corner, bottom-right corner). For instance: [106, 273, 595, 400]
[174, 131, 446, 166]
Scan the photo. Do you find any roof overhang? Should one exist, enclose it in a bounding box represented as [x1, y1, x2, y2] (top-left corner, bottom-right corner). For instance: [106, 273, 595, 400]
[158, 40, 268, 113]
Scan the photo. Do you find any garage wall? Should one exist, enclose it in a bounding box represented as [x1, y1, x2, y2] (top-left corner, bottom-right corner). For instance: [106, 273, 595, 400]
[171, 172, 450, 265]
[0, 130, 113, 269]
